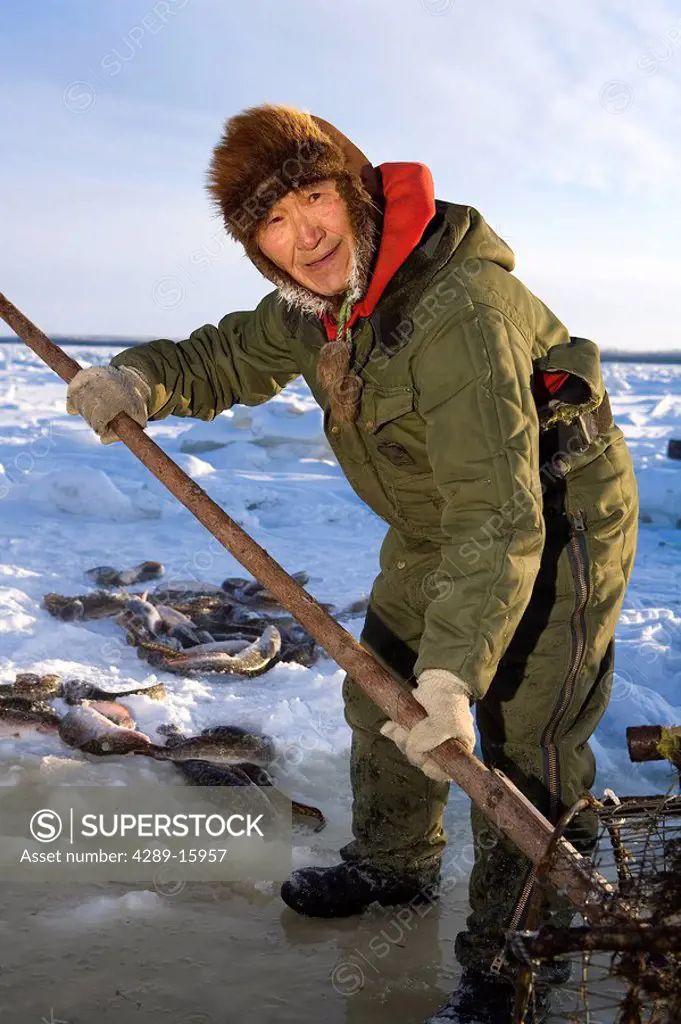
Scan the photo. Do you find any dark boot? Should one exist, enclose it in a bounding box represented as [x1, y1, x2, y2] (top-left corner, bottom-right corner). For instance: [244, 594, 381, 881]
[280, 861, 439, 918]
[422, 968, 550, 1024]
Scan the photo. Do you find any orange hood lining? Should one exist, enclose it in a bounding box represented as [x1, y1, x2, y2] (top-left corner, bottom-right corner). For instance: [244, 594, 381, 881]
[320, 162, 436, 340]
[319, 164, 572, 401]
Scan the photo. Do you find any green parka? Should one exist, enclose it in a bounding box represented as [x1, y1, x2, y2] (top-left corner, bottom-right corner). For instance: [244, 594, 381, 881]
[111, 198, 637, 701]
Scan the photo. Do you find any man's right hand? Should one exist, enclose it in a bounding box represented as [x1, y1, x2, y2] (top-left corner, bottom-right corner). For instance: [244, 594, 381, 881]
[66, 365, 152, 444]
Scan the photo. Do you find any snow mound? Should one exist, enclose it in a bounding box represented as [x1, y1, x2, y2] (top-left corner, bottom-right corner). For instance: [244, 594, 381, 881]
[636, 464, 681, 527]
[178, 392, 329, 459]
[174, 453, 215, 478]
[27, 468, 161, 521]
[649, 394, 681, 422]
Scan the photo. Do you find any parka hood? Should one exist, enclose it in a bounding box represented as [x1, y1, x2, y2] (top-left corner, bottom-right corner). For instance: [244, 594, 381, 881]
[443, 203, 516, 275]
[319, 167, 516, 340]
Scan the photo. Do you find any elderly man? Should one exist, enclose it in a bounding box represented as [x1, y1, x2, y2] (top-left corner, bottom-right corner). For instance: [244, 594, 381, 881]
[67, 105, 638, 1023]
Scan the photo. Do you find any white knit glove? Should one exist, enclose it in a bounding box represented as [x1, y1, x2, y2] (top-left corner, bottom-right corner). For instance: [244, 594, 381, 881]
[380, 669, 476, 782]
[66, 365, 152, 444]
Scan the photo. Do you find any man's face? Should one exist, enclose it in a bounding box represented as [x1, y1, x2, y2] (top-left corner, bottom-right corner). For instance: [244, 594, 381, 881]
[256, 179, 354, 296]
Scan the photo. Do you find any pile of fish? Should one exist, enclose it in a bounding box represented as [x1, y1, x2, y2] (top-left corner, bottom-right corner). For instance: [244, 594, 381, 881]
[0, 561, 371, 829]
[0, 672, 325, 831]
[41, 561, 367, 679]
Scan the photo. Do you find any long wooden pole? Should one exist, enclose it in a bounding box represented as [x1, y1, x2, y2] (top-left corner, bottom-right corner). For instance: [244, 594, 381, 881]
[0, 292, 620, 915]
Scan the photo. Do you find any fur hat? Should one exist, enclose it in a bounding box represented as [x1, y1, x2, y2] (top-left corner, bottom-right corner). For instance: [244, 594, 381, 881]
[206, 105, 382, 422]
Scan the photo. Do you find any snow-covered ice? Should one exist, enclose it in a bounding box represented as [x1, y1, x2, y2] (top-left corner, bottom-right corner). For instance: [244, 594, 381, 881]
[0, 343, 679, 832]
[0, 342, 679, 1024]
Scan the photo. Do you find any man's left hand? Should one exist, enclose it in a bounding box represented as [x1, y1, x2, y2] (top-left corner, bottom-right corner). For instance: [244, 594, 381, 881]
[380, 669, 476, 782]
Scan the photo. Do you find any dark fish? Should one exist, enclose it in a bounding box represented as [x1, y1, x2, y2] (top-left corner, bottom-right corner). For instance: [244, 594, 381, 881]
[221, 576, 254, 594]
[158, 725, 274, 764]
[9, 672, 159, 707]
[179, 638, 251, 654]
[85, 561, 165, 588]
[175, 758, 267, 787]
[201, 622, 318, 667]
[225, 761, 274, 786]
[227, 605, 266, 625]
[114, 596, 164, 638]
[145, 625, 281, 677]
[48, 676, 167, 704]
[84, 565, 122, 587]
[43, 591, 126, 621]
[144, 724, 276, 766]
[220, 571, 313, 614]
[58, 708, 276, 765]
[58, 705, 154, 756]
[154, 603, 193, 629]
[0, 696, 60, 737]
[175, 758, 326, 832]
[115, 597, 206, 653]
[338, 596, 370, 618]
[167, 623, 216, 648]
[221, 570, 310, 596]
[42, 594, 85, 621]
[12, 673, 62, 699]
[149, 587, 224, 611]
[120, 561, 165, 586]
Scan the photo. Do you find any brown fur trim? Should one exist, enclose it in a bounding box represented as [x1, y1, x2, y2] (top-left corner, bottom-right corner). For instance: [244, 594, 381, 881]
[206, 106, 381, 316]
[207, 105, 350, 246]
[317, 341, 363, 424]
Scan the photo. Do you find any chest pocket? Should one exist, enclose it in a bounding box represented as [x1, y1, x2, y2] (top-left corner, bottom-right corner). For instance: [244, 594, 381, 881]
[361, 388, 429, 472]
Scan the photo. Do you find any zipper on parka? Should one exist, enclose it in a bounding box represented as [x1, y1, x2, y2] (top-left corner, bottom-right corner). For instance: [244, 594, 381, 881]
[490, 508, 590, 976]
[542, 508, 590, 817]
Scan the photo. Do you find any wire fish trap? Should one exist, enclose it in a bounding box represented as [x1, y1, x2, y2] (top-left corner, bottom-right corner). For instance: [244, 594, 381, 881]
[508, 754, 681, 1022]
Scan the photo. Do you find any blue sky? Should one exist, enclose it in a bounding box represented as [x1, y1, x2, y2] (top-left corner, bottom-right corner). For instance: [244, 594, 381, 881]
[1, 0, 680, 350]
